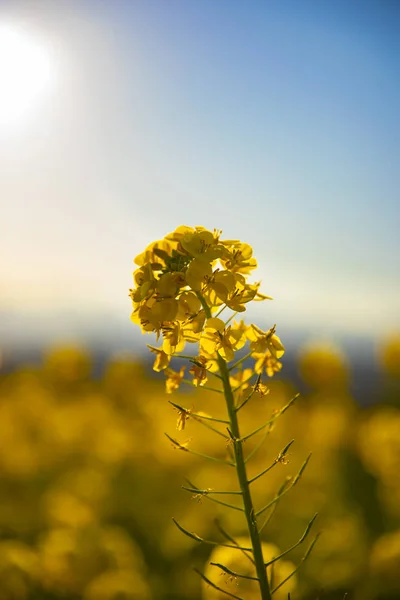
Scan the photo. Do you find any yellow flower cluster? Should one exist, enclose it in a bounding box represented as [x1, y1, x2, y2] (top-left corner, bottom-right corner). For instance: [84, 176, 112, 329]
[130, 226, 284, 392]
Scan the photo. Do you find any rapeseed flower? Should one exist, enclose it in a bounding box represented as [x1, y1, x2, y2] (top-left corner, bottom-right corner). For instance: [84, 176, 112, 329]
[200, 318, 246, 362]
[247, 324, 285, 358]
[164, 367, 186, 394]
[130, 226, 284, 395]
[253, 351, 283, 377]
[189, 356, 209, 387]
[147, 346, 170, 372]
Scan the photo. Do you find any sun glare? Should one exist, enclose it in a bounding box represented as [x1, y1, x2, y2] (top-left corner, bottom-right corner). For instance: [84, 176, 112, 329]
[0, 24, 51, 126]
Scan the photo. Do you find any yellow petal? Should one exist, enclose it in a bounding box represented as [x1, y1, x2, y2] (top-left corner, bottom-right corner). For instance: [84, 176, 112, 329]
[185, 259, 212, 291]
[205, 317, 225, 332]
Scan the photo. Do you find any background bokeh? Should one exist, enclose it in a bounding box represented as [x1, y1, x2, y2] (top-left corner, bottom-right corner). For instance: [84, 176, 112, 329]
[1, 1, 399, 599]
[0, 340, 400, 599]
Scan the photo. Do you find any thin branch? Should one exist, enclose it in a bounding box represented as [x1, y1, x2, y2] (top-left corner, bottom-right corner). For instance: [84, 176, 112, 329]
[193, 568, 244, 600]
[169, 401, 229, 442]
[224, 310, 239, 327]
[264, 514, 318, 567]
[232, 373, 256, 393]
[172, 518, 252, 551]
[182, 486, 243, 496]
[245, 428, 270, 464]
[165, 433, 235, 467]
[206, 369, 223, 380]
[235, 373, 262, 412]
[256, 454, 312, 517]
[182, 378, 223, 394]
[183, 479, 244, 512]
[248, 440, 294, 484]
[191, 417, 228, 440]
[210, 562, 258, 581]
[241, 394, 299, 443]
[241, 420, 273, 443]
[248, 459, 276, 483]
[186, 492, 244, 512]
[270, 534, 320, 595]
[258, 478, 292, 534]
[215, 304, 228, 318]
[214, 519, 255, 566]
[229, 350, 254, 372]
[169, 401, 229, 424]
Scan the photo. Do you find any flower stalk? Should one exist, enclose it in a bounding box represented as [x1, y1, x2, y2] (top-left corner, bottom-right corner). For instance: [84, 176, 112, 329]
[218, 351, 272, 599]
[129, 225, 316, 598]
[196, 290, 271, 598]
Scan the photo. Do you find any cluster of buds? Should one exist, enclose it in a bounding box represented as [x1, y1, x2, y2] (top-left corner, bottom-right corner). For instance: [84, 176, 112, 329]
[129, 226, 284, 392]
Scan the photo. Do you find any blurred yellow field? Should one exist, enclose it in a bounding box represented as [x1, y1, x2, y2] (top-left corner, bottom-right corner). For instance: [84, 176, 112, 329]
[0, 337, 399, 599]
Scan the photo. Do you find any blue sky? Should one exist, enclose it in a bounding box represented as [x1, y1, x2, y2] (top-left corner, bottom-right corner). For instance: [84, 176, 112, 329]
[0, 0, 399, 348]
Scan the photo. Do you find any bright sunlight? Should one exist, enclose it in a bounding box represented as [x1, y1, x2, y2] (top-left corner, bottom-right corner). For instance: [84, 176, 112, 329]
[0, 24, 51, 126]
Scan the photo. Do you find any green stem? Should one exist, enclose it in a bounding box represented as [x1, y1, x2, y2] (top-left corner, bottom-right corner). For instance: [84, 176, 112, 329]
[218, 354, 272, 600]
[181, 378, 222, 394]
[229, 350, 254, 372]
[198, 292, 271, 600]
